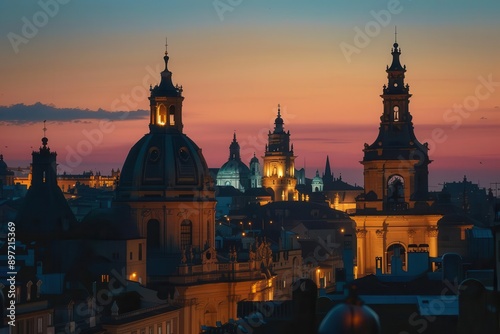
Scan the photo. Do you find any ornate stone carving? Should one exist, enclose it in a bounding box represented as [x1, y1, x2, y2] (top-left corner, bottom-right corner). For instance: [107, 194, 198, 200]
[375, 229, 384, 238]
[356, 229, 367, 238]
[426, 226, 438, 238]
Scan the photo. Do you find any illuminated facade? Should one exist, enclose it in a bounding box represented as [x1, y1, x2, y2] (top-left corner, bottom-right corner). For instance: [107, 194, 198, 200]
[353, 41, 441, 276]
[216, 132, 251, 191]
[262, 105, 298, 201]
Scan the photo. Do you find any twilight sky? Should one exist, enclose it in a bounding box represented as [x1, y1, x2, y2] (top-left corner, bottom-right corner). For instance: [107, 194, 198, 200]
[0, 0, 499, 191]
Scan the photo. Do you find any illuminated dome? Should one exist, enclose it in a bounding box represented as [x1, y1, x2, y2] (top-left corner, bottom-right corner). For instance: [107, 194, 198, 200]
[216, 132, 250, 191]
[312, 170, 324, 192]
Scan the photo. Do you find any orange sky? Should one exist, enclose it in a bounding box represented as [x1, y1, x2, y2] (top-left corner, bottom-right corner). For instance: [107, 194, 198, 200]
[1, 1, 499, 189]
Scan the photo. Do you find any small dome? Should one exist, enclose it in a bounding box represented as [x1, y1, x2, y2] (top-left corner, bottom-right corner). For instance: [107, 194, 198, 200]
[318, 287, 381, 334]
[250, 153, 259, 165]
[117, 131, 212, 196]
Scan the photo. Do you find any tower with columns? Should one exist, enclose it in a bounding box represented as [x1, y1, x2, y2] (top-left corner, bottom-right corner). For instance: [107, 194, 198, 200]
[353, 40, 441, 276]
[262, 104, 298, 201]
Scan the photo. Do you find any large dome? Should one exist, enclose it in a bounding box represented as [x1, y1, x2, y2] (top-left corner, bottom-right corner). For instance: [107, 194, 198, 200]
[117, 130, 212, 197]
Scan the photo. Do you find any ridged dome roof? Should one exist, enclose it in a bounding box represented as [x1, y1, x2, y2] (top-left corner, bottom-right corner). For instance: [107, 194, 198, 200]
[117, 131, 212, 197]
[218, 159, 250, 178]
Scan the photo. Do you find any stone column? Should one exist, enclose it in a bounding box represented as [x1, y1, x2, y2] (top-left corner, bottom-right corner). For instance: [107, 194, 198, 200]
[375, 229, 385, 274]
[408, 229, 416, 245]
[427, 226, 439, 258]
[356, 229, 367, 277]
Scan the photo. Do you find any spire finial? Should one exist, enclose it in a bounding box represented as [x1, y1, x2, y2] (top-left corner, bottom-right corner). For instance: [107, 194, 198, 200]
[165, 36, 168, 55]
[394, 26, 397, 44]
[233, 130, 237, 141]
[43, 120, 47, 138]
[277, 104, 281, 117]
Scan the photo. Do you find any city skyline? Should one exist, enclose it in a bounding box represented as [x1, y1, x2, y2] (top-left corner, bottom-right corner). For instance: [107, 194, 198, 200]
[1, 1, 499, 190]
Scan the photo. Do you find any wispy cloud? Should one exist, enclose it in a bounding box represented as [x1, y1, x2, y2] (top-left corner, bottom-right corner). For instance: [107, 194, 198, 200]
[0, 102, 148, 124]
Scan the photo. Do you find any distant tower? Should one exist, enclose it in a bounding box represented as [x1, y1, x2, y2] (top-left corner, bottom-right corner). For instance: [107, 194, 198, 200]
[216, 132, 250, 191]
[357, 40, 431, 212]
[249, 153, 262, 188]
[262, 104, 297, 201]
[15, 128, 77, 242]
[312, 170, 324, 192]
[322, 155, 334, 189]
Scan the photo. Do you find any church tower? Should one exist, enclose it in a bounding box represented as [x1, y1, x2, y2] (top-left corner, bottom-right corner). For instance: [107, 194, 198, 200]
[353, 40, 441, 277]
[116, 44, 216, 279]
[262, 105, 297, 201]
[357, 40, 431, 212]
[249, 153, 262, 188]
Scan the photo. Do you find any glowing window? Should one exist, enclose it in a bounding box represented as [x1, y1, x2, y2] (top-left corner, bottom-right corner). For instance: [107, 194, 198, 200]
[393, 106, 400, 122]
[157, 104, 166, 125]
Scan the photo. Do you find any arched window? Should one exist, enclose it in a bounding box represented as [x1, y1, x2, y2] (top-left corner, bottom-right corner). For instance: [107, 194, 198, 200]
[147, 219, 160, 250]
[393, 106, 400, 122]
[157, 104, 167, 125]
[386, 243, 406, 273]
[168, 105, 175, 125]
[181, 220, 192, 249]
[387, 175, 405, 202]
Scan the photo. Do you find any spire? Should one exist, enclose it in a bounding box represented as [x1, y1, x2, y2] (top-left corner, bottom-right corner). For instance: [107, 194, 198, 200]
[229, 131, 240, 161]
[165, 36, 168, 55]
[274, 104, 284, 133]
[41, 120, 49, 150]
[150, 40, 182, 98]
[394, 26, 397, 44]
[323, 155, 334, 186]
[388, 37, 404, 72]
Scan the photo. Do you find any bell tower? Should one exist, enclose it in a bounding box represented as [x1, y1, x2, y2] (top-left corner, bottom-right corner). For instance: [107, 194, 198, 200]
[149, 39, 184, 133]
[262, 104, 298, 201]
[358, 40, 431, 212]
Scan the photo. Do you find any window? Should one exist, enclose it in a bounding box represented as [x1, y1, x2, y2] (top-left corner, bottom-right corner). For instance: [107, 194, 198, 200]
[139, 243, 143, 261]
[129, 252, 133, 260]
[37, 317, 43, 333]
[157, 104, 167, 125]
[181, 220, 192, 249]
[393, 106, 400, 122]
[169, 105, 175, 126]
